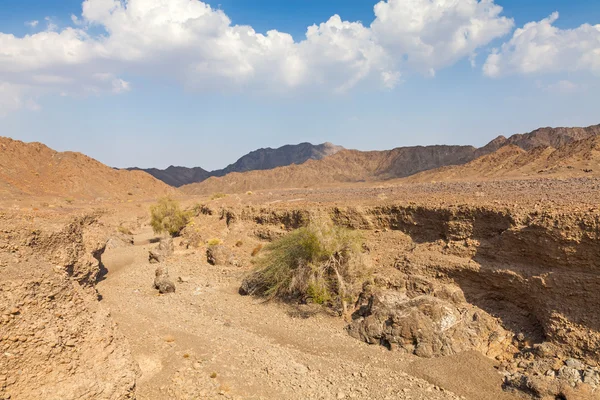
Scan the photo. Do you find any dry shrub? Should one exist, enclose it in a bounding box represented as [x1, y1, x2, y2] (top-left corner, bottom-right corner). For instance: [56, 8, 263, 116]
[150, 197, 190, 237]
[211, 193, 227, 200]
[235, 240, 244, 248]
[241, 221, 368, 315]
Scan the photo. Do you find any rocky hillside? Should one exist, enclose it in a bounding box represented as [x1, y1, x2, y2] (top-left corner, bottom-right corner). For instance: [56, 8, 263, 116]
[0, 137, 177, 200]
[181, 145, 480, 195]
[133, 142, 344, 187]
[483, 124, 600, 152]
[180, 124, 600, 194]
[407, 135, 600, 182]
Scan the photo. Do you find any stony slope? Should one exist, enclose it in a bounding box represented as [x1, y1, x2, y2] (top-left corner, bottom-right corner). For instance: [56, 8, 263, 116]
[0, 137, 177, 200]
[181, 145, 479, 195]
[181, 124, 600, 194]
[132, 142, 344, 187]
[406, 136, 600, 182]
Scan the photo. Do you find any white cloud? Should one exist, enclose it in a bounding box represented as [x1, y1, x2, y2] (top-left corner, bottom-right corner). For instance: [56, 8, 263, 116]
[25, 20, 39, 28]
[0, 83, 40, 117]
[0, 0, 514, 115]
[45, 17, 59, 32]
[484, 12, 600, 77]
[371, 0, 514, 74]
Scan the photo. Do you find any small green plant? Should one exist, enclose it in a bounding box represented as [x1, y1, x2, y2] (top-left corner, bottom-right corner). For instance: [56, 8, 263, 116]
[246, 191, 253, 195]
[210, 372, 217, 379]
[241, 221, 367, 315]
[150, 197, 190, 237]
[207, 238, 222, 246]
[211, 193, 228, 200]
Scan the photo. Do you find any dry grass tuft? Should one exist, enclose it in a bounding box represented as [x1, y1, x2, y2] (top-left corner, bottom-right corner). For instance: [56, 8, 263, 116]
[241, 221, 369, 315]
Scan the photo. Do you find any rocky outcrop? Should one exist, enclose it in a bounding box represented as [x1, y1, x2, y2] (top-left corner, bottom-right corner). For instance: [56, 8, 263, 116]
[0, 212, 138, 399]
[347, 284, 513, 359]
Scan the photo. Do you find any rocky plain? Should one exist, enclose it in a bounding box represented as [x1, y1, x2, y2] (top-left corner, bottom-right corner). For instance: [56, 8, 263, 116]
[2, 128, 600, 400]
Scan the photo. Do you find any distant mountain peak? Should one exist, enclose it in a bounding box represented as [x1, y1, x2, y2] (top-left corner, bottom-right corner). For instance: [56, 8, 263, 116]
[130, 142, 344, 187]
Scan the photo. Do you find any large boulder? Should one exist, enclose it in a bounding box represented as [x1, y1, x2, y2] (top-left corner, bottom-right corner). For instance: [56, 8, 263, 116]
[347, 287, 513, 359]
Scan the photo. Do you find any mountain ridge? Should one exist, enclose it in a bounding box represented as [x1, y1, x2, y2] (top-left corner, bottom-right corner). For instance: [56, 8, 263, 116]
[129, 142, 344, 187]
[180, 124, 600, 194]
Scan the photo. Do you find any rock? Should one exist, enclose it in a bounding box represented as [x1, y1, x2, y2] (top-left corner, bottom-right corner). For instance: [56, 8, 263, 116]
[565, 358, 585, 369]
[558, 366, 582, 385]
[149, 237, 174, 264]
[347, 287, 512, 358]
[206, 245, 235, 266]
[148, 251, 161, 264]
[154, 266, 175, 294]
[158, 237, 174, 257]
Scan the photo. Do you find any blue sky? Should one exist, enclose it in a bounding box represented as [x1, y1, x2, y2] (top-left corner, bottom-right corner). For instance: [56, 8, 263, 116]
[0, 0, 599, 170]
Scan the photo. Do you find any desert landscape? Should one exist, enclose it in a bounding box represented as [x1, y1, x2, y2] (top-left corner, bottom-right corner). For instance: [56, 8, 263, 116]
[2, 123, 600, 400]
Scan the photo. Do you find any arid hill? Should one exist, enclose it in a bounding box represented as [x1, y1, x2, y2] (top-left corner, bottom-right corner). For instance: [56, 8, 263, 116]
[132, 142, 344, 187]
[181, 145, 479, 195]
[181, 124, 600, 195]
[484, 124, 600, 151]
[0, 137, 177, 200]
[406, 136, 600, 182]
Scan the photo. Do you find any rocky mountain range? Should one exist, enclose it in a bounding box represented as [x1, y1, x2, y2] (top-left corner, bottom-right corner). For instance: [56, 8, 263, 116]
[180, 124, 600, 194]
[130, 142, 344, 187]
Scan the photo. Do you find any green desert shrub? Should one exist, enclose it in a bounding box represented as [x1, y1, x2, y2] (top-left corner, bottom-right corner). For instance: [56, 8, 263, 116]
[150, 197, 190, 237]
[241, 221, 367, 315]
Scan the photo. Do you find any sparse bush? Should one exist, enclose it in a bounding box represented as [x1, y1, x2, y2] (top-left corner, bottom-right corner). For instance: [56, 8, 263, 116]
[241, 221, 368, 315]
[246, 191, 253, 195]
[64, 198, 75, 204]
[211, 193, 227, 200]
[207, 238, 222, 246]
[150, 197, 190, 237]
[235, 240, 244, 247]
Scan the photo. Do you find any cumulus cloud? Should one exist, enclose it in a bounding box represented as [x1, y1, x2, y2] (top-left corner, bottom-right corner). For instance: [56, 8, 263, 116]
[484, 12, 600, 77]
[371, 0, 513, 74]
[25, 20, 39, 28]
[0, 0, 515, 114]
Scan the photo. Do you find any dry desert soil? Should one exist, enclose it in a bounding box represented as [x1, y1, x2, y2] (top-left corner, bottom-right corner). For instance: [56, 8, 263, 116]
[3, 134, 600, 400]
